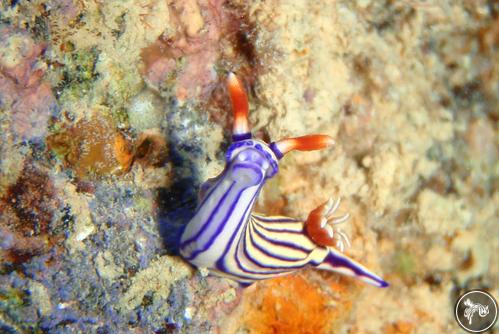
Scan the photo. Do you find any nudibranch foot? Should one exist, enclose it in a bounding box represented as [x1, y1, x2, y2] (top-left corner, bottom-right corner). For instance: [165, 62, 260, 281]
[178, 72, 389, 288]
[305, 197, 351, 252]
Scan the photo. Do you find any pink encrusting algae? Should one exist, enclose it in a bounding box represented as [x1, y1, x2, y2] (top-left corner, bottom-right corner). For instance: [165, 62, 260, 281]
[0, 25, 56, 141]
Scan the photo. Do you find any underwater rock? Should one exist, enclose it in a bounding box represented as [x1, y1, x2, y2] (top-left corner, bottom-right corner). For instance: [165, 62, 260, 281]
[417, 189, 472, 235]
[139, 0, 223, 97]
[0, 1, 497, 333]
[127, 89, 165, 132]
[140, 0, 259, 102]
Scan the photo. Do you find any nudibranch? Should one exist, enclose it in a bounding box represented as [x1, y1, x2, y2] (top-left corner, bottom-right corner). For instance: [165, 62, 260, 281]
[179, 73, 388, 288]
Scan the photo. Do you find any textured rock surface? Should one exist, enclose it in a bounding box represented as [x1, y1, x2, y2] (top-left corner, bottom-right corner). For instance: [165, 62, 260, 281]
[0, 0, 497, 333]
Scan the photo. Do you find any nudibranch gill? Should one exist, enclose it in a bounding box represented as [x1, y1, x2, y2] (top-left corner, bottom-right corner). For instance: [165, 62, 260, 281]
[179, 73, 388, 288]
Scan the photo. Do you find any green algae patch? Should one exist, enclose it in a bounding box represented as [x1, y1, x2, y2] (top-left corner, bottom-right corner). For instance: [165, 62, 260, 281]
[392, 247, 423, 285]
[55, 46, 100, 102]
[394, 250, 417, 278]
[0, 287, 43, 333]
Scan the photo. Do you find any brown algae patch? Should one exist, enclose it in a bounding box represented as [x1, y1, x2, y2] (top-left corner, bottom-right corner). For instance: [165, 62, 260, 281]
[47, 113, 133, 179]
[0, 24, 55, 142]
[0, 163, 60, 269]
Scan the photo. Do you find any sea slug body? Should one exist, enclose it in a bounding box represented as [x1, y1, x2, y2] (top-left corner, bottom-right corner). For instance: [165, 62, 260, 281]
[179, 73, 388, 288]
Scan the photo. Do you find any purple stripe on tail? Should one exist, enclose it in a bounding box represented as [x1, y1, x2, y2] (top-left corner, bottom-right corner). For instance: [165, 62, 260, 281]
[314, 251, 389, 288]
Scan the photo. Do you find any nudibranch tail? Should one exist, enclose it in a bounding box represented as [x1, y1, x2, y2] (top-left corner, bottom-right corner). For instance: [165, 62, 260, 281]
[179, 72, 389, 289]
[312, 248, 389, 288]
[227, 72, 250, 140]
[270, 134, 335, 159]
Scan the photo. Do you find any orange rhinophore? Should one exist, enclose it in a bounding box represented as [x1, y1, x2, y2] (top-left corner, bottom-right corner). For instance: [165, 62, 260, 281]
[272, 135, 335, 158]
[227, 72, 249, 138]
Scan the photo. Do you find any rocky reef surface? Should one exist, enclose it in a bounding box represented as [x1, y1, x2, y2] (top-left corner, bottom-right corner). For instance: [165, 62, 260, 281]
[0, 1, 497, 333]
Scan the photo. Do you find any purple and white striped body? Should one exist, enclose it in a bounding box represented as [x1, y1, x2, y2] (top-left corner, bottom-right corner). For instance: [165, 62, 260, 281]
[179, 73, 388, 288]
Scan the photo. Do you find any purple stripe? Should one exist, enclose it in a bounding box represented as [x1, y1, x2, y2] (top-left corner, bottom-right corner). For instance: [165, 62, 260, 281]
[252, 219, 304, 235]
[235, 225, 289, 279]
[211, 269, 255, 285]
[180, 180, 236, 249]
[220, 222, 289, 278]
[197, 171, 226, 202]
[251, 221, 311, 254]
[184, 181, 247, 261]
[216, 221, 268, 279]
[188, 173, 267, 262]
[246, 223, 308, 263]
[314, 252, 389, 288]
[195, 170, 227, 210]
[239, 281, 253, 287]
[232, 133, 252, 141]
[215, 190, 259, 272]
[235, 224, 304, 273]
[251, 215, 300, 223]
[269, 142, 283, 159]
